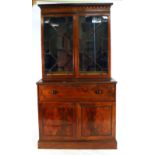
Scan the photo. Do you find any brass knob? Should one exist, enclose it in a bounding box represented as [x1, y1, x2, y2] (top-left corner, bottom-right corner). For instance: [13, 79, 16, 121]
[51, 90, 58, 95]
[95, 90, 103, 94]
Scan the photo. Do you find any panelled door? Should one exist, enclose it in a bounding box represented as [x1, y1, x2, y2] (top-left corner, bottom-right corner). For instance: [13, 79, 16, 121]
[39, 102, 76, 140]
[76, 102, 115, 140]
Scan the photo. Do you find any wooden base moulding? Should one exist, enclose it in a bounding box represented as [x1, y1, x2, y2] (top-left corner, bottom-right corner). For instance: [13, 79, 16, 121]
[38, 139, 117, 149]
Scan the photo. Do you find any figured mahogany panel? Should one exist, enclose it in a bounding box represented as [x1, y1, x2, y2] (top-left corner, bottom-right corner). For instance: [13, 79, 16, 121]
[38, 83, 115, 101]
[39, 102, 76, 140]
[82, 105, 111, 136]
[77, 102, 115, 140]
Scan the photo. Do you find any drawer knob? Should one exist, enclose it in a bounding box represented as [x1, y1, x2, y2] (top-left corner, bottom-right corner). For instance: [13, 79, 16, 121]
[95, 90, 103, 94]
[51, 90, 58, 95]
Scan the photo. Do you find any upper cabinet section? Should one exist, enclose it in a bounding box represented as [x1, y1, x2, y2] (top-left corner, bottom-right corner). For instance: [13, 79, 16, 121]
[39, 3, 112, 81]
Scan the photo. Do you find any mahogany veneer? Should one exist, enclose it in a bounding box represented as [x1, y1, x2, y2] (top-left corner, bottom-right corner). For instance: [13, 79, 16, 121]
[37, 3, 117, 149]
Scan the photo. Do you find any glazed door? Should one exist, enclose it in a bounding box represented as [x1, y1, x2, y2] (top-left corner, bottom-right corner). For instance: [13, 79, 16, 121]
[78, 15, 110, 78]
[43, 16, 74, 79]
[77, 102, 115, 140]
[39, 102, 76, 140]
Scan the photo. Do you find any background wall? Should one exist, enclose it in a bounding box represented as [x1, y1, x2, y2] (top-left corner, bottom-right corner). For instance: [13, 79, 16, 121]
[0, 0, 155, 155]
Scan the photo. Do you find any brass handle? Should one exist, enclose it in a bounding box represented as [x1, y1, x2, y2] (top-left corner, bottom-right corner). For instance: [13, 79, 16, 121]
[95, 90, 103, 94]
[51, 90, 58, 95]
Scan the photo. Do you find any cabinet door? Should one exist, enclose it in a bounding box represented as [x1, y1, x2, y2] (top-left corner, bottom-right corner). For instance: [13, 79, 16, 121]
[77, 102, 115, 140]
[78, 15, 109, 78]
[43, 16, 74, 78]
[39, 102, 76, 140]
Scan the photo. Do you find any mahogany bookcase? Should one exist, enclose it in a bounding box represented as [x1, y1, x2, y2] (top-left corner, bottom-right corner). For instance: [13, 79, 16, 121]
[37, 3, 117, 149]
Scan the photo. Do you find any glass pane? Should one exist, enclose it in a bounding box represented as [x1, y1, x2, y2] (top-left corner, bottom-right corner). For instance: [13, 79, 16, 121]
[79, 16, 108, 73]
[44, 17, 73, 74]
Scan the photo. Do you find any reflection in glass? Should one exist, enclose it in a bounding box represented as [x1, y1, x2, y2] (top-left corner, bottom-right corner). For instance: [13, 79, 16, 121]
[44, 17, 73, 74]
[79, 16, 108, 73]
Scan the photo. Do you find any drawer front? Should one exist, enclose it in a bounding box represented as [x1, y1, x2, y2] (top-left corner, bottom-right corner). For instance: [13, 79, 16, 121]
[38, 83, 115, 101]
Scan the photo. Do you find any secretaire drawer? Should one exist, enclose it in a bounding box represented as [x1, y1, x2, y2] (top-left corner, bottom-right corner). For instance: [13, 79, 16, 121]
[38, 83, 116, 101]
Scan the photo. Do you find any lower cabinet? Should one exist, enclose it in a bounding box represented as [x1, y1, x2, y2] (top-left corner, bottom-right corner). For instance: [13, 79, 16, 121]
[37, 81, 117, 148]
[39, 101, 115, 141]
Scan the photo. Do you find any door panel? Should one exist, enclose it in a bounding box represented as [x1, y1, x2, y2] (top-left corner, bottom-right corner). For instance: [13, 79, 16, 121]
[77, 102, 115, 140]
[39, 102, 76, 140]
